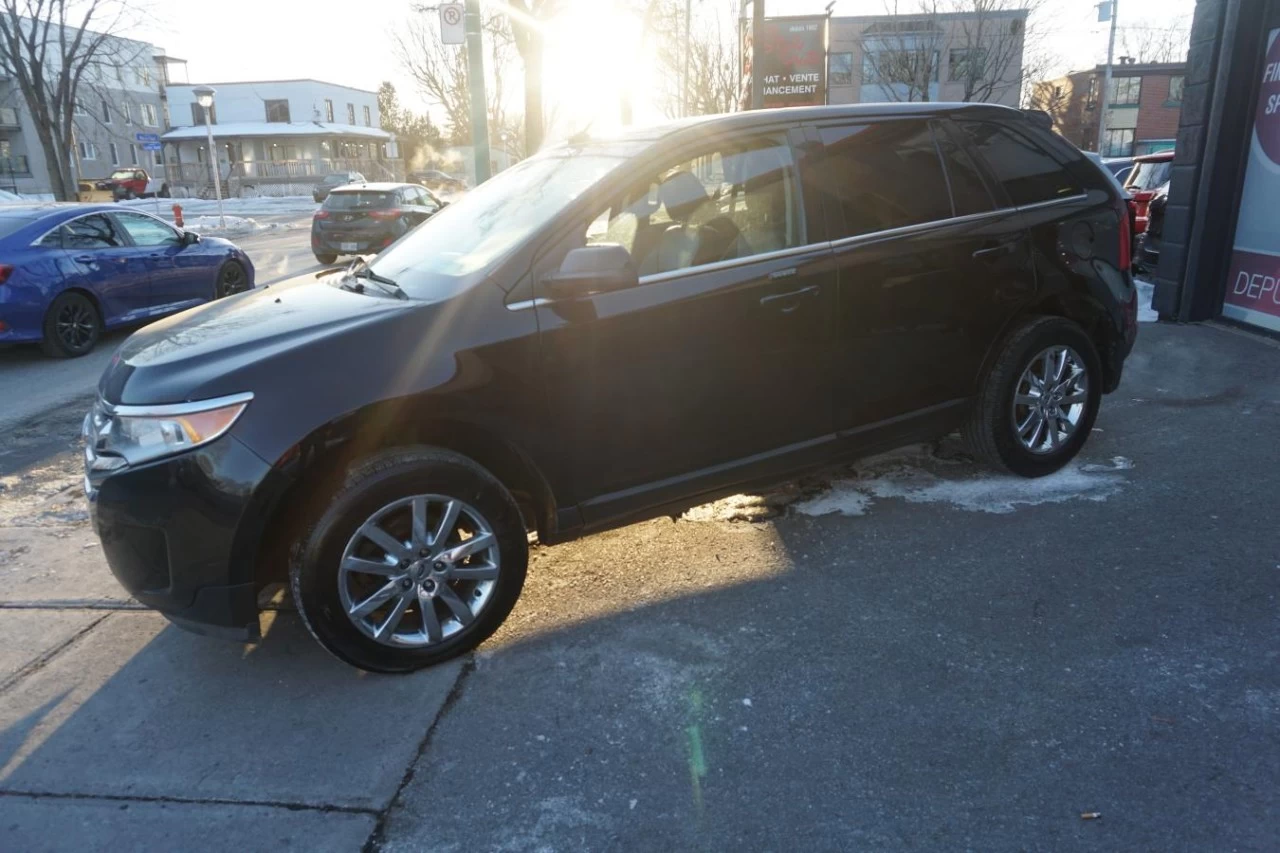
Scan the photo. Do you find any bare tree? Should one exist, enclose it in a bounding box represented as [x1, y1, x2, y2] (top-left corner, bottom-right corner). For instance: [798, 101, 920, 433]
[395, 8, 518, 151]
[500, 0, 566, 155]
[949, 0, 1044, 104]
[0, 0, 147, 200]
[649, 0, 739, 118]
[859, 2, 946, 103]
[1118, 18, 1191, 64]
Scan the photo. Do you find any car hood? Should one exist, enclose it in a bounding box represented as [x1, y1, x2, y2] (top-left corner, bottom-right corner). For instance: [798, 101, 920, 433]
[100, 272, 415, 405]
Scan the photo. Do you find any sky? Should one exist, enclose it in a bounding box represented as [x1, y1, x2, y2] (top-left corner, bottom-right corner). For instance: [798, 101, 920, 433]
[134, 0, 1196, 127]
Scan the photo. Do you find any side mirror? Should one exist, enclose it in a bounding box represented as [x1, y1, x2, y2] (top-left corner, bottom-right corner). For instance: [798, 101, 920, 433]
[542, 244, 637, 300]
[181, 231, 201, 246]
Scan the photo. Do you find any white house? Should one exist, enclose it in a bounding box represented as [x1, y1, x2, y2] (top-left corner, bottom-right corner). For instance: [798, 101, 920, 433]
[161, 79, 400, 194]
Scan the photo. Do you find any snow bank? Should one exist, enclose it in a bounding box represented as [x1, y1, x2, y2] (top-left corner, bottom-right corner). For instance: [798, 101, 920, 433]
[119, 195, 319, 217]
[1135, 278, 1159, 323]
[183, 215, 297, 236]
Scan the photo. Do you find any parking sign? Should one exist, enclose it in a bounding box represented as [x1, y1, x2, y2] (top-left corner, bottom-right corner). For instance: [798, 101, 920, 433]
[440, 3, 464, 45]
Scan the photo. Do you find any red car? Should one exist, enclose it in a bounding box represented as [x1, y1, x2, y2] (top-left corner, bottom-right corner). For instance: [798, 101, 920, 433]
[1123, 151, 1174, 235]
[107, 168, 168, 201]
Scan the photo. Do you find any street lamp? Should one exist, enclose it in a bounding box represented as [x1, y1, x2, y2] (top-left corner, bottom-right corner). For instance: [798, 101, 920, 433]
[192, 85, 225, 229]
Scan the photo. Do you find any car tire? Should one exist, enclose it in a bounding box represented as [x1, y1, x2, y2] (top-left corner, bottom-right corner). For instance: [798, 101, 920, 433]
[214, 260, 249, 299]
[290, 446, 528, 673]
[41, 291, 102, 358]
[961, 316, 1102, 478]
[314, 252, 338, 265]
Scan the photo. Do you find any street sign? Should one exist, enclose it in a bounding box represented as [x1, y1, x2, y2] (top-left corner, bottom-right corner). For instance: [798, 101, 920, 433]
[135, 132, 160, 144]
[440, 3, 465, 45]
[141, 142, 162, 151]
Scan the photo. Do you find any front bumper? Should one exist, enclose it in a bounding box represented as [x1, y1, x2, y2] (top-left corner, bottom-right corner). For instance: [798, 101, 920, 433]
[87, 433, 277, 641]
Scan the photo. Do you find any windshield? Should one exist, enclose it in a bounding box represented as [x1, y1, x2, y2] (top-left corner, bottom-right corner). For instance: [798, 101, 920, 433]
[325, 191, 393, 210]
[110, 170, 138, 180]
[323, 174, 350, 184]
[366, 146, 634, 298]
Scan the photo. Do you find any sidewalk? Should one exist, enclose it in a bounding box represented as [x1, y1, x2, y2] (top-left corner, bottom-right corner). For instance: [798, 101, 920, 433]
[1, 320, 1277, 851]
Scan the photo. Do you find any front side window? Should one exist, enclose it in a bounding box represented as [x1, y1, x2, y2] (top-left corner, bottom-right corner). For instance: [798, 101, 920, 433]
[829, 52, 854, 85]
[817, 119, 952, 239]
[584, 136, 805, 277]
[64, 214, 125, 249]
[1109, 76, 1141, 106]
[955, 119, 1082, 206]
[265, 100, 291, 123]
[115, 212, 180, 246]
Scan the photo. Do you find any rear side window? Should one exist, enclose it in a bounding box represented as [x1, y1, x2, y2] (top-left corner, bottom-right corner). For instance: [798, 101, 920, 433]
[1127, 160, 1171, 192]
[955, 120, 1081, 206]
[325, 191, 393, 210]
[817, 119, 952, 239]
[0, 216, 35, 240]
[933, 125, 994, 216]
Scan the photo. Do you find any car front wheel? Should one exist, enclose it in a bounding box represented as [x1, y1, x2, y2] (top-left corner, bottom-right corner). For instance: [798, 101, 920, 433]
[41, 291, 102, 358]
[962, 316, 1102, 478]
[214, 260, 249, 298]
[290, 447, 528, 673]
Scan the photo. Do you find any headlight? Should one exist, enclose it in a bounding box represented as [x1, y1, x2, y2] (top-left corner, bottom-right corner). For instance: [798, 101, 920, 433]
[86, 392, 253, 471]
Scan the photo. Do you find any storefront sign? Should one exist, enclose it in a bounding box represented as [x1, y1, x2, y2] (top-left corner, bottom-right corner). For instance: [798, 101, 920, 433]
[1224, 28, 1280, 332]
[744, 17, 828, 109]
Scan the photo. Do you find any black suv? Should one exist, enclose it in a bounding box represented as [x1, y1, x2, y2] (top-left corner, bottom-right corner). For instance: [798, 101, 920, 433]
[86, 104, 1137, 672]
[311, 182, 443, 264]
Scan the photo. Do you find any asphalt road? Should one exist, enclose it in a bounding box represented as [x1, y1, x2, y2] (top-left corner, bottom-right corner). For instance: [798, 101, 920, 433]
[0, 320, 1276, 851]
[0, 217, 320, 432]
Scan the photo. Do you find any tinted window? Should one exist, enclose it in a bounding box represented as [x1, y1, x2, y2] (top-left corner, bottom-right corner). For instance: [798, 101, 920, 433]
[935, 124, 994, 215]
[817, 120, 952, 239]
[64, 214, 126, 249]
[1127, 160, 1172, 192]
[115, 212, 180, 246]
[584, 136, 805, 276]
[325, 191, 394, 210]
[955, 120, 1081, 206]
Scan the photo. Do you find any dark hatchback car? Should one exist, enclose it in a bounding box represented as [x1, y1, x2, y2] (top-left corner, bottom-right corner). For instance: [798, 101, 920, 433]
[311, 171, 365, 203]
[86, 103, 1137, 673]
[311, 182, 443, 264]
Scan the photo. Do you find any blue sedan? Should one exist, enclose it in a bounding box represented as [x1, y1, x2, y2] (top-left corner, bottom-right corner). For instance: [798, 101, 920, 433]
[0, 204, 254, 357]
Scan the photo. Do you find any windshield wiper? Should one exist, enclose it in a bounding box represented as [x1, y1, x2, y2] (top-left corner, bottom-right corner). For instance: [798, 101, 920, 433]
[341, 258, 408, 300]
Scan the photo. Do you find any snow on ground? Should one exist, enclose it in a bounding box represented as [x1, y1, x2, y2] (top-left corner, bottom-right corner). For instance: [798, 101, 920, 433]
[180, 214, 298, 237]
[1136, 278, 1159, 323]
[683, 443, 1134, 523]
[119, 195, 319, 217]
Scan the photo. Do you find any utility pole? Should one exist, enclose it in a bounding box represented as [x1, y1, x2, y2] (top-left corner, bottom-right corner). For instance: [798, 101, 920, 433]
[1096, 0, 1119, 154]
[465, 0, 491, 184]
[751, 0, 765, 110]
[683, 0, 692, 117]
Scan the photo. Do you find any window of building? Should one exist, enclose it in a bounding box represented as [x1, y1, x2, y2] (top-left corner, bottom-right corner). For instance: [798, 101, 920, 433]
[109, 142, 119, 164]
[265, 99, 291, 123]
[154, 150, 164, 167]
[73, 100, 87, 116]
[102, 100, 111, 123]
[135, 67, 151, 87]
[582, 135, 805, 276]
[949, 48, 988, 83]
[129, 143, 138, 165]
[0, 107, 17, 127]
[1108, 75, 1141, 106]
[363, 105, 372, 127]
[955, 119, 1082, 205]
[191, 102, 216, 125]
[325, 99, 335, 122]
[347, 103, 356, 124]
[141, 103, 158, 126]
[1166, 75, 1185, 105]
[816, 120, 953, 239]
[1102, 128, 1135, 157]
[829, 52, 854, 85]
[267, 143, 301, 161]
[122, 102, 132, 124]
[862, 47, 940, 85]
[78, 141, 98, 160]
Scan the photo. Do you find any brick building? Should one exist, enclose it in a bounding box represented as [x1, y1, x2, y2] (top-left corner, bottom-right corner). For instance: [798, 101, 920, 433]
[1031, 60, 1186, 156]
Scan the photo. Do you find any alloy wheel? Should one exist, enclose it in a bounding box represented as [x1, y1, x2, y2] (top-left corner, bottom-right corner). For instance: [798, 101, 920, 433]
[56, 301, 96, 352]
[1011, 345, 1089, 454]
[217, 263, 246, 297]
[338, 495, 501, 647]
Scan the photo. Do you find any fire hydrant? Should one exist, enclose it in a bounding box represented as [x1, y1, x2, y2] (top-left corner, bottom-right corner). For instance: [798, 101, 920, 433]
[172, 203, 184, 228]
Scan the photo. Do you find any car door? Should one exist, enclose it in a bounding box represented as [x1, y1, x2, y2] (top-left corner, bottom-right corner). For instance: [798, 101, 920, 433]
[810, 117, 1033, 433]
[532, 130, 837, 519]
[59, 212, 154, 324]
[112, 211, 208, 311]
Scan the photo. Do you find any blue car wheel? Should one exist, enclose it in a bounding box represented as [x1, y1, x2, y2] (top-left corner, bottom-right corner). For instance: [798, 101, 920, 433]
[214, 260, 250, 299]
[42, 291, 102, 358]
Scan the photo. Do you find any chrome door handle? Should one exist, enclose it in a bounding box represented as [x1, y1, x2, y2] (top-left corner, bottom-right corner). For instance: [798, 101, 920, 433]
[759, 284, 819, 306]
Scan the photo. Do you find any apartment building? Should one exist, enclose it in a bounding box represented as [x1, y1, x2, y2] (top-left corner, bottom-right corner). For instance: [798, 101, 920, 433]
[1032, 60, 1186, 156]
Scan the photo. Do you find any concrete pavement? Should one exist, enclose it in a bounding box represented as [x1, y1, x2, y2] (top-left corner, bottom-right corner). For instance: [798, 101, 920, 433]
[0, 320, 1276, 851]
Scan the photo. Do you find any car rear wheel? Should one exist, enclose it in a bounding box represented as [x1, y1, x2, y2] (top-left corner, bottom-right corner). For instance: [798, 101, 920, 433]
[290, 447, 528, 673]
[214, 260, 249, 299]
[41, 291, 102, 358]
[962, 316, 1102, 478]
[314, 252, 338, 265]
